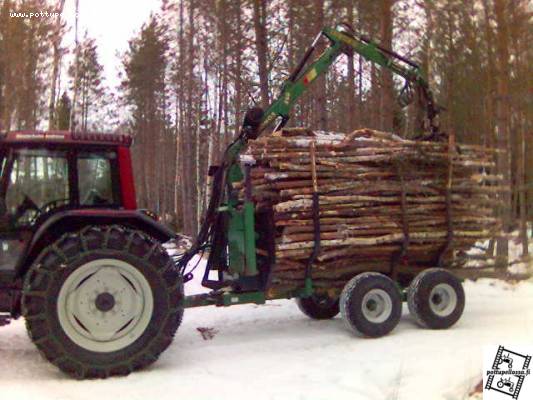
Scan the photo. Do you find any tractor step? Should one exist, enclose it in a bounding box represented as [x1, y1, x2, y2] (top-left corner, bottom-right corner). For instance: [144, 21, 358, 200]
[0, 313, 11, 327]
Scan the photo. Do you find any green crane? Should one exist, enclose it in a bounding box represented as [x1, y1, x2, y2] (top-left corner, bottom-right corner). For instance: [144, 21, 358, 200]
[179, 23, 443, 307]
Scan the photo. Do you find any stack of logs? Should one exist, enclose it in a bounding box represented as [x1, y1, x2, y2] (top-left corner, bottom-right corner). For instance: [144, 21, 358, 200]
[240, 128, 503, 292]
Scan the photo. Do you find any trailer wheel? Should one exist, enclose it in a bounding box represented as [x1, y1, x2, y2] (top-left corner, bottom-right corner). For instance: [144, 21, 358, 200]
[296, 294, 339, 320]
[340, 272, 402, 337]
[22, 225, 184, 379]
[407, 268, 464, 329]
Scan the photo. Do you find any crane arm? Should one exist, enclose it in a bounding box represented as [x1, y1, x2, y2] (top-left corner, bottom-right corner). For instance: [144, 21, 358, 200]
[255, 23, 441, 139]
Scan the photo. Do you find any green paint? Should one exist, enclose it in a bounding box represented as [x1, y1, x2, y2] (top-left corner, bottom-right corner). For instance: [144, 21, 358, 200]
[221, 291, 265, 307]
[181, 291, 266, 308]
[227, 207, 245, 275]
[243, 201, 257, 276]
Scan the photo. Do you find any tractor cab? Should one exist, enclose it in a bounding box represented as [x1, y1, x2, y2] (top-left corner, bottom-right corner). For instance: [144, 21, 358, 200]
[0, 130, 175, 308]
[0, 131, 127, 273]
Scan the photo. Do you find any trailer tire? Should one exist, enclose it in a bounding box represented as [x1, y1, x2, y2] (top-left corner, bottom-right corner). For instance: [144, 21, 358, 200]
[296, 294, 339, 320]
[407, 268, 464, 329]
[22, 225, 183, 379]
[340, 272, 402, 337]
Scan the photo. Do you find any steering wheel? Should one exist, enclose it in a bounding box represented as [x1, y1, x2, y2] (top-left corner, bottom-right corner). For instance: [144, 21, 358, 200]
[38, 198, 70, 216]
[15, 196, 69, 225]
[19, 194, 41, 213]
[8, 194, 42, 226]
[25, 198, 70, 225]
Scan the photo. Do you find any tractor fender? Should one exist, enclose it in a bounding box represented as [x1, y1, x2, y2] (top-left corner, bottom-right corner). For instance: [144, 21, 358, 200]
[16, 209, 177, 278]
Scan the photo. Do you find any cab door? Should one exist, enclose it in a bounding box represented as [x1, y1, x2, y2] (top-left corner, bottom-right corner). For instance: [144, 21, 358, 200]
[0, 148, 70, 273]
[0, 149, 18, 273]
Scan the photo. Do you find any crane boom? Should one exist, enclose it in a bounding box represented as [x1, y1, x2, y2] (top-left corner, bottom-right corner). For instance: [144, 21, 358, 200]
[258, 23, 440, 138]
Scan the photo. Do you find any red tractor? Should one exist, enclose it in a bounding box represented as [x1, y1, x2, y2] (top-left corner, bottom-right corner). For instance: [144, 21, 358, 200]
[0, 130, 184, 378]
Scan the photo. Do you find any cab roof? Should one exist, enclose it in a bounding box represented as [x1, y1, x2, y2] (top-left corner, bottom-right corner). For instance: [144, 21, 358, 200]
[0, 130, 133, 147]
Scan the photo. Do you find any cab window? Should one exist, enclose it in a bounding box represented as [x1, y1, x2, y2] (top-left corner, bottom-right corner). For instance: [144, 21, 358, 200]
[5, 149, 70, 226]
[77, 152, 117, 206]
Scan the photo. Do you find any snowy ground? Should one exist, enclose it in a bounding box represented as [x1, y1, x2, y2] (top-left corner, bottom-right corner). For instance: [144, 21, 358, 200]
[2, 272, 533, 400]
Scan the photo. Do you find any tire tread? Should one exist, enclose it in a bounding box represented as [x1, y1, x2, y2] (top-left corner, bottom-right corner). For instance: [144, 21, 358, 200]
[407, 268, 464, 329]
[22, 225, 183, 379]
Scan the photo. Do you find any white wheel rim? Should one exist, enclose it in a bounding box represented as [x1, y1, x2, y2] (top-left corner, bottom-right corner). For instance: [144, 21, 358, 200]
[361, 289, 393, 323]
[57, 259, 154, 353]
[429, 283, 457, 317]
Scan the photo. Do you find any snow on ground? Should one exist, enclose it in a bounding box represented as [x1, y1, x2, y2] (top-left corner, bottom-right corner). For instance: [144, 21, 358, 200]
[508, 228, 533, 274]
[1, 270, 533, 400]
[466, 226, 533, 274]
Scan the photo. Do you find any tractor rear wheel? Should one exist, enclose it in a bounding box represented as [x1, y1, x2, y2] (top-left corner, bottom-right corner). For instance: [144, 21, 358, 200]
[22, 225, 183, 379]
[296, 294, 339, 320]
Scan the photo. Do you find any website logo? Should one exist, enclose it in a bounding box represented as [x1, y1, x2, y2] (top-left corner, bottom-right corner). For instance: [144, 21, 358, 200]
[484, 345, 532, 399]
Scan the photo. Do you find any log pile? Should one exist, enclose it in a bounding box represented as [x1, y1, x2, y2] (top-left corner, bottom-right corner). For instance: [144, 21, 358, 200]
[239, 127, 504, 292]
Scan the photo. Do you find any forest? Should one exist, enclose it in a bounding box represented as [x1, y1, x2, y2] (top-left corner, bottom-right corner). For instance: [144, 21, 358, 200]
[0, 0, 531, 267]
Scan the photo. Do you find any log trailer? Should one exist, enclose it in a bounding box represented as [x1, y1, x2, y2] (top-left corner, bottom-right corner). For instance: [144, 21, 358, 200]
[0, 23, 464, 378]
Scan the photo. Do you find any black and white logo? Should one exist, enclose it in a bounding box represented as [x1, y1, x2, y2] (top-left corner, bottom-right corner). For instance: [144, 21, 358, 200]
[484, 345, 532, 399]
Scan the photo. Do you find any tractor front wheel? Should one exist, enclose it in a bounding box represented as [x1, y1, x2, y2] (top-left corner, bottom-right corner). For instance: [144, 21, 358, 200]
[22, 225, 183, 379]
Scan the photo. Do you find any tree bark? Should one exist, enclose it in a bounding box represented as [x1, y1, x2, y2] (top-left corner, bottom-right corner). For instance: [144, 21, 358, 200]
[379, 0, 395, 133]
[314, 0, 327, 130]
[48, 0, 65, 130]
[346, 2, 356, 130]
[253, 0, 269, 109]
[494, 0, 511, 268]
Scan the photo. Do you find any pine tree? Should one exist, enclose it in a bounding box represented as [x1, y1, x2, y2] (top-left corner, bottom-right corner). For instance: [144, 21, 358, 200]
[48, 0, 66, 129]
[0, 0, 55, 130]
[55, 91, 71, 130]
[121, 14, 171, 218]
[68, 34, 105, 131]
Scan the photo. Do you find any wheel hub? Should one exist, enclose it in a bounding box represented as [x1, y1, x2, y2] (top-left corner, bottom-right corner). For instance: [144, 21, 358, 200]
[57, 259, 154, 353]
[95, 292, 116, 312]
[361, 289, 393, 324]
[429, 283, 457, 317]
[431, 293, 442, 305]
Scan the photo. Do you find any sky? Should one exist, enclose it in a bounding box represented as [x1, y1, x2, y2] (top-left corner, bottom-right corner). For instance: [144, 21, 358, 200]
[62, 0, 160, 89]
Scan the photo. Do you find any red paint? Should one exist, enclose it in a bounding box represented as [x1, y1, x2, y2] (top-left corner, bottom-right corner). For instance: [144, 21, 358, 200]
[1, 130, 132, 147]
[118, 146, 137, 210]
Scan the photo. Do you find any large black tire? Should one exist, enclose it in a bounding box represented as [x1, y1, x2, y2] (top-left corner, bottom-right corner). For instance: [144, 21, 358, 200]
[407, 268, 465, 329]
[22, 225, 184, 379]
[340, 272, 402, 337]
[296, 294, 339, 320]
